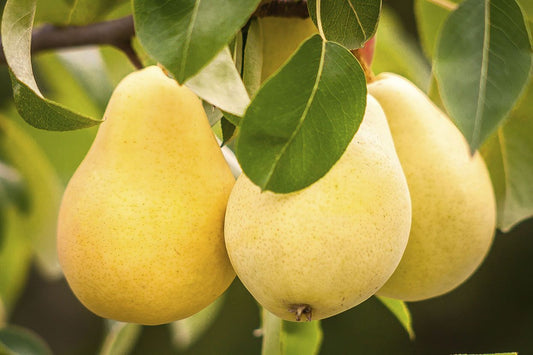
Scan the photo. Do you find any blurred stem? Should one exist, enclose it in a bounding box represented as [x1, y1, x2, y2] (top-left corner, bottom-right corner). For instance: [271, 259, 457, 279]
[425, 0, 458, 11]
[351, 48, 375, 84]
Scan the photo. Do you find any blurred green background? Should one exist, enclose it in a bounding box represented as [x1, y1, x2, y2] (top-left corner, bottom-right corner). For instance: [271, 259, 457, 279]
[1, 0, 532, 354]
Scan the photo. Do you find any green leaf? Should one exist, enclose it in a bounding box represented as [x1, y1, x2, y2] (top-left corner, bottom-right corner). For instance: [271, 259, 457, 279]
[308, 0, 381, 49]
[261, 308, 322, 355]
[202, 101, 223, 127]
[0, 208, 32, 313]
[134, 0, 261, 83]
[170, 296, 225, 350]
[376, 296, 415, 340]
[230, 31, 244, 75]
[1, 0, 102, 130]
[67, 0, 125, 25]
[373, 6, 431, 91]
[0, 161, 29, 214]
[0, 117, 63, 278]
[14, 52, 99, 186]
[99, 321, 142, 355]
[236, 35, 366, 193]
[414, 0, 460, 59]
[480, 78, 533, 232]
[185, 46, 250, 117]
[221, 117, 236, 145]
[434, 0, 533, 150]
[243, 18, 264, 98]
[0, 326, 52, 355]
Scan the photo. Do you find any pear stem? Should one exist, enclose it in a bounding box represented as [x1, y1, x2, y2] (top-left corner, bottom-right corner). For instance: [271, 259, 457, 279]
[351, 48, 375, 84]
[288, 304, 313, 321]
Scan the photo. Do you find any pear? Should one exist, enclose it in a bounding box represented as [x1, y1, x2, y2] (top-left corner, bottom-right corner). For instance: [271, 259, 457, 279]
[260, 16, 317, 82]
[368, 73, 496, 301]
[224, 96, 411, 321]
[57, 66, 236, 325]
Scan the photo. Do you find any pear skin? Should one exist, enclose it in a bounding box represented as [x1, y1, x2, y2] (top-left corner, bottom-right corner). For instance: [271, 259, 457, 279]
[224, 96, 411, 321]
[57, 66, 235, 325]
[369, 73, 496, 301]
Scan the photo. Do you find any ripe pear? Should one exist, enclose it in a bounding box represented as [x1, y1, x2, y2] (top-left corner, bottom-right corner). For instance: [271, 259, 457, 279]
[368, 73, 496, 301]
[260, 16, 317, 82]
[57, 66, 236, 325]
[224, 96, 411, 321]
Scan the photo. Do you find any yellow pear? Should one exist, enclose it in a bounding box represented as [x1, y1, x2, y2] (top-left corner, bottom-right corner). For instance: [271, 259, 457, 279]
[57, 66, 236, 325]
[368, 73, 496, 301]
[224, 96, 411, 321]
[260, 16, 318, 82]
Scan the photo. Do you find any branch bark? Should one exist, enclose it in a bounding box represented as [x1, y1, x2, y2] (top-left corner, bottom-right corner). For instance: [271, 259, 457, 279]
[0, 0, 309, 66]
[0, 16, 138, 66]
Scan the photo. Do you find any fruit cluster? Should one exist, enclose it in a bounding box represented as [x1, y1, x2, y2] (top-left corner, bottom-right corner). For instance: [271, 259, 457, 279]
[57, 19, 496, 325]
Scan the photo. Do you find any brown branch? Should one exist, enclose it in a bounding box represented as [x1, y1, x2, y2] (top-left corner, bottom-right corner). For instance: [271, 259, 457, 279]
[0, 16, 140, 67]
[0, 0, 309, 67]
[254, 0, 309, 18]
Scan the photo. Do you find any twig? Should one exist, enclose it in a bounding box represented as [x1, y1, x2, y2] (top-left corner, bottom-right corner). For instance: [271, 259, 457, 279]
[425, 0, 458, 11]
[254, 0, 309, 18]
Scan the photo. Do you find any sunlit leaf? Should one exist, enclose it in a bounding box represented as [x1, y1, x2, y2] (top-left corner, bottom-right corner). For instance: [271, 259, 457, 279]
[308, 0, 381, 49]
[1, 0, 102, 130]
[134, 0, 261, 83]
[237, 35, 366, 193]
[186, 47, 250, 117]
[434, 0, 532, 150]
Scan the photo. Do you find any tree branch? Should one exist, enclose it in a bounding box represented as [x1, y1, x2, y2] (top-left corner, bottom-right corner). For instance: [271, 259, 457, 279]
[0, 16, 139, 67]
[0, 0, 309, 67]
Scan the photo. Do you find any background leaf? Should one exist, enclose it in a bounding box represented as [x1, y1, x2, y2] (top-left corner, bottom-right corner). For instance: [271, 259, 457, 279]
[480, 78, 533, 232]
[133, 0, 261, 83]
[434, 0, 532, 150]
[372, 6, 431, 91]
[0, 117, 63, 278]
[99, 321, 142, 355]
[414, 0, 460, 59]
[1, 0, 102, 130]
[243, 18, 264, 98]
[261, 308, 322, 355]
[376, 296, 415, 340]
[237, 35, 366, 193]
[0, 326, 52, 355]
[185, 47, 250, 117]
[0, 208, 32, 313]
[0, 161, 30, 214]
[307, 0, 381, 49]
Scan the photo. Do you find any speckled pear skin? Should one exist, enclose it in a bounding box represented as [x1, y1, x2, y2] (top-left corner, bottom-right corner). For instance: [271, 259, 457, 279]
[260, 16, 318, 82]
[369, 73, 496, 301]
[224, 96, 412, 321]
[57, 66, 236, 325]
